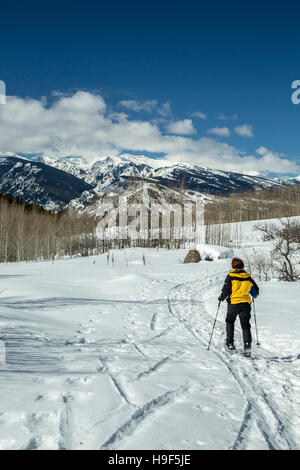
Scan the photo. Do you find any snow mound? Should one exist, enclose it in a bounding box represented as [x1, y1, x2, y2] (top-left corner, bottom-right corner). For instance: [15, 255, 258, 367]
[196, 244, 234, 260]
[104, 273, 149, 295]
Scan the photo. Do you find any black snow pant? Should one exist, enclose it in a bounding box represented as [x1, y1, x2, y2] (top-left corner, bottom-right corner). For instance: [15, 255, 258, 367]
[226, 302, 252, 347]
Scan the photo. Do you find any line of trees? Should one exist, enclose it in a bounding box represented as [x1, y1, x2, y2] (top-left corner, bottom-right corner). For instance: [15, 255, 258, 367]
[204, 185, 300, 246]
[0, 194, 102, 263]
[205, 185, 300, 225]
[96, 185, 300, 249]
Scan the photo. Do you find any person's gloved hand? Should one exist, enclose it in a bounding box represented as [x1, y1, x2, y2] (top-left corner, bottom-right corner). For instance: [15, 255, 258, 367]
[218, 296, 223, 302]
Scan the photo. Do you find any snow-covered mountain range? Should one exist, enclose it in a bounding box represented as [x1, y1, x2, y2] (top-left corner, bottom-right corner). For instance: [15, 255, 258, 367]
[0, 154, 93, 210]
[0, 153, 298, 211]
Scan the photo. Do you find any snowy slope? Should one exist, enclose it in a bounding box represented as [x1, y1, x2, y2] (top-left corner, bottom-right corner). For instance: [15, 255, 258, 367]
[69, 180, 211, 216]
[30, 154, 89, 181]
[0, 248, 299, 450]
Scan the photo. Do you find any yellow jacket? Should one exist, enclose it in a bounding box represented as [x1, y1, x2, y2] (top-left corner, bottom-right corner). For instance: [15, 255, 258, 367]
[220, 269, 259, 305]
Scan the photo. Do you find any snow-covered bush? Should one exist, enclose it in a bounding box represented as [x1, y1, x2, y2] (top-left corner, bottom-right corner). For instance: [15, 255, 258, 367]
[196, 244, 234, 261]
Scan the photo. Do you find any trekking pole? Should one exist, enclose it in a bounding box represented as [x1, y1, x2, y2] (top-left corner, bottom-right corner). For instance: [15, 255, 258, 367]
[252, 298, 261, 347]
[207, 301, 221, 350]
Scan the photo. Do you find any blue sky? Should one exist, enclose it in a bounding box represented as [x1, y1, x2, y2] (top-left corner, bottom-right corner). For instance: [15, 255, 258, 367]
[0, 1, 300, 176]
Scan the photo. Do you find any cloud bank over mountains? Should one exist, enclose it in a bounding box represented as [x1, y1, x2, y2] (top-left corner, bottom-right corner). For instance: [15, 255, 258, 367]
[0, 90, 298, 176]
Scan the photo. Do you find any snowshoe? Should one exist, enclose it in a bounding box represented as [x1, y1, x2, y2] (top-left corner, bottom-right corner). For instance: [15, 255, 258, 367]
[225, 343, 236, 352]
[242, 344, 251, 357]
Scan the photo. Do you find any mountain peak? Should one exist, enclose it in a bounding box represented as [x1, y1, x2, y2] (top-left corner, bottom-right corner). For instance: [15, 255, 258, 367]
[94, 154, 174, 169]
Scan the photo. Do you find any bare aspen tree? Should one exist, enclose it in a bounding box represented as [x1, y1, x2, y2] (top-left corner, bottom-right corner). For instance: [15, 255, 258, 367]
[244, 249, 275, 281]
[255, 218, 300, 282]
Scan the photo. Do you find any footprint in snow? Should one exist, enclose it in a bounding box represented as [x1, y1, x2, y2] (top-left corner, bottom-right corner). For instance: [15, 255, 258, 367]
[65, 376, 94, 386]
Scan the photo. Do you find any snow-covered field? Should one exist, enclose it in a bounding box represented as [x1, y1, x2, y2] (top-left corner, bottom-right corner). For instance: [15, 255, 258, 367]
[0, 246, 299, 450]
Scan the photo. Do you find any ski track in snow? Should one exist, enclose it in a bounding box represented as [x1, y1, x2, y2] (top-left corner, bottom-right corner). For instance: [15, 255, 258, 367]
[167, 277, 298, 450]
[99, 385, 188, 450]
[142, 326, 175, 343]
[98, 355, 133, 406]
[150, 312, 159, 331]
[135, 356, 170, 381]
[58, 393, 74, 450]
[126, 339, 149, 359]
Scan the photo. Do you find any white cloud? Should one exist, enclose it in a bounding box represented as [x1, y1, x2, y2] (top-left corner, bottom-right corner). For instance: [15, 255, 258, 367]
[167, 119, 196, 135]
[256, 146, 269, 155]
[207, 127, 231, 137]
[235, 124, 253, 137]
[119, 99, 172, 118]
[218, 113, 238, 120]
[254, 147, 296, 173]
[157, 102, 172, 117]
[119, 99, 157, 113]
[191, 111, 207, 120]
[0, 90, 298, 175]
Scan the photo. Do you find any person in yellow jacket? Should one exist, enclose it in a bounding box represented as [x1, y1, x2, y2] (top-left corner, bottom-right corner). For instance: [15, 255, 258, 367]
[218, 257, 259, 353]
